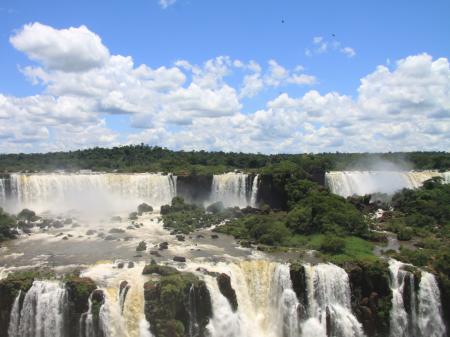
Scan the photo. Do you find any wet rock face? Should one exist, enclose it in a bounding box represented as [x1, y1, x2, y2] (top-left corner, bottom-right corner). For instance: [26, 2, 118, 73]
[66, 276, 98, 337]
[144, 264, 212, 337]
[217, 273, 238, 312]
[289, 263, 308, 319]
[344, 261, 392, 337]
[0, 273, 35, 337]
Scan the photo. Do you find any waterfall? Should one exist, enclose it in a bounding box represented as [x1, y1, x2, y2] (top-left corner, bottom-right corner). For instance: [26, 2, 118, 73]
[10, 280, 67, 337]
[302, 263, 365, 337]
[0, 177, 6, 204]
[326, 170, 449, 197]
[7, 290, 21, 337]
[79, 294, 96, 337]
[388, 259, 412, 337]
[80, 262, 151, 337]
[417, 272, 446, 337]
[271, 264, 301, 337]
[3, 173, 177, 212]
[250, 175, 259, 207]
[210, 173, 250, 208]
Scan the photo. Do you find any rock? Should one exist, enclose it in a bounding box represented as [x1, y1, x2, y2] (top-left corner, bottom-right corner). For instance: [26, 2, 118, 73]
[217, 273, 238, 311]
[150, 250, 162, 257]
[68, 234, 73, 237]
[62, 236, 69, 240]
[128, 262, 134, 268]
[143, 264, 212, 337]
[196, 234, 204, 239]
[210, 234, 219, 239]
[173, 256, 186, 263]
[159, 242, 169, 250]
[343, 260, 392, 337]
[124, 236, 134, 241]
[143, 261, 178, 276]
[129, 212, 138, 220]
[86, 229, 97, 235]
[97, 233, 105, 239]
[117, 262, 125, 269]
[137, 203, 153, 215]
[104, 235, 115, 241]
[127, 225, 135, 230]
[136, 241, 147, 252]
[176, 234, 185, 242]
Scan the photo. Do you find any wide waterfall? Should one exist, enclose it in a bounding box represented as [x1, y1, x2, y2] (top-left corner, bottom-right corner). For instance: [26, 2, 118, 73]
[210, 173, 259, 208]
[2, 173, 177, 212]
[8, 280, 67, 337]
[326, 170, 449, 197]
[388, 259, 447, 337]
[302, 263, 364, 337]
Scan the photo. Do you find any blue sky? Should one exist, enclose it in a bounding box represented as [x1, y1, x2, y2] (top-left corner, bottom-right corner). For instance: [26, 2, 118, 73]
[0, 0, 449, 153]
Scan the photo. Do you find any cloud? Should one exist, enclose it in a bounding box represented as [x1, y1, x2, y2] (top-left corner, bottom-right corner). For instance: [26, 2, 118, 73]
[239, 60, 316, 98]
[159, 0, 176, 9]
[1, 23, 449, 154]
[10, 23, 110, 72]
[306, 36, 356, 58]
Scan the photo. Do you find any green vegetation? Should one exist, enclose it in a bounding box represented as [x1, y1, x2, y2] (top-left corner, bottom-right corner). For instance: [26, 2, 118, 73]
[215, 177, 375, 263]
[0, 145, 448, 174]
[143, 261, 211, 337]
[160, 196, 239, 234]
[0, 208, 16, 241]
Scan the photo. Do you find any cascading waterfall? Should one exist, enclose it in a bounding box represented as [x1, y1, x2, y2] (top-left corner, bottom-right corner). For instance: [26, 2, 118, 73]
[80, 262, 151, 337]
[3, 173, 177, 212]
[10, 280, 67, 337]
[0, 177, 6, 204]
[302, 263, 365, 337]
[325, 170, 449, 197]
[79, 294, 96, 337]
[417, 272, 446, 337]
[7, 290, 22, 337]
[388, 259, 413, 337]
[388, 259, 447, 337]
[250, 175, 259, 207]
[210, 173, 250, 208]
[270, 264, 301, 337]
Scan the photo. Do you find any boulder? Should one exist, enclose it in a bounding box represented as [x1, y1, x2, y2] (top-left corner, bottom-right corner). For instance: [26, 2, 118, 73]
[217, 273, 238, 311]
[144, 264, 212, 337]
[138, 203, 153, 215]
[173, 256, 186, 263]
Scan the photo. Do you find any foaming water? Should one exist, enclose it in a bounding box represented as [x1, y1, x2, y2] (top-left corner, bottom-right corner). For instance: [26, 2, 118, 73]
[3, 173, 176, 213]
[302, 263, 365, 337]
[210, 173, 259, 208]
[326, 170, 448, 197]
[80, 262, 151, 337]
[9, 280, 67, 337]
[418, 272, 446, 337]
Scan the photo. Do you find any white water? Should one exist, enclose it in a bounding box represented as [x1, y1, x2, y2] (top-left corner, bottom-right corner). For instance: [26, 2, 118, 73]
[80, 262, 151, 337]
[388, 260, 411, 337]
[388, 260, 447, 337]
[7, 290, 21, 337]
[326, 170, 449, 197]
[210, 173, 259, 208]
[210, 173, 249, 208]
[3, 173, 177, 213]
[10, 280, 67, 337]
[250, 175, 259, 207]
[302, 263, 365, 337]
[0, 177, 6, 204]
[418, 272, 446, 337]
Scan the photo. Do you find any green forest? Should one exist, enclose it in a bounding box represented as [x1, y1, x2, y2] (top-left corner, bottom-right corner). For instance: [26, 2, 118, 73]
[0, 145, 449, 174]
